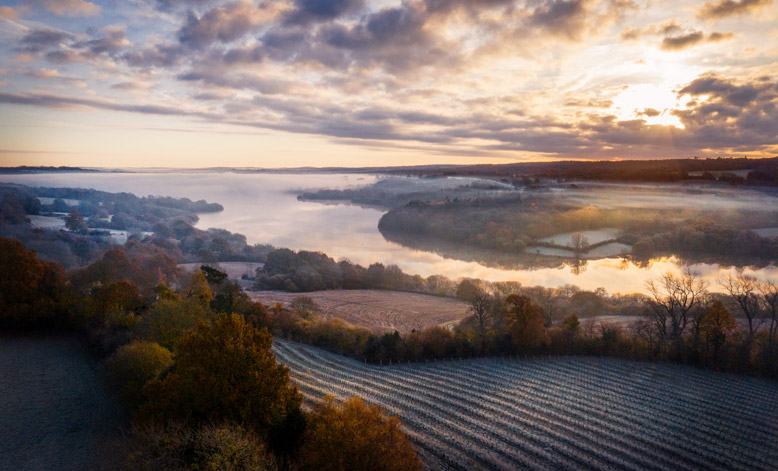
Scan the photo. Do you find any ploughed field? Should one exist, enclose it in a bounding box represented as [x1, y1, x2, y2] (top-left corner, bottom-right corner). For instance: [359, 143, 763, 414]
[251, 289, 469, 334]
[273, 339, 778, 471]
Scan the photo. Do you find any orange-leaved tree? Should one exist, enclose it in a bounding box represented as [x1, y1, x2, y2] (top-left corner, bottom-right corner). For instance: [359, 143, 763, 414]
[503, 294, 549, 351]
[299, 396, 421, 471]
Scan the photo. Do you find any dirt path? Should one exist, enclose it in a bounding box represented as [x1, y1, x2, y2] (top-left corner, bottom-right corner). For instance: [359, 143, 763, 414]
[0, 335, 123, 471]
[249, 289, 470, 334]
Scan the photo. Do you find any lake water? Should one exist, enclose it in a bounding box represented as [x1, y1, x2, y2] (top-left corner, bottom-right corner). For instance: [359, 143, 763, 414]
[3, 171, 778, 294]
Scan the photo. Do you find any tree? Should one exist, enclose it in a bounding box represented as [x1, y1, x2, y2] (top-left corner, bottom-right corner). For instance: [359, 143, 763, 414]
[698, 300, 737, 368]
[1, 193, 28, 224]
[124, 422, 275, 471]
[645, 268, 708, 349]
[299, 396, 421, 471]
[141, 314, 302, 439]
[720, 272, 763, 342]
[469, 292, 497, 352]
[65, 210, 87, 234]
[503, 294, 549, 351]
[201, 264, 228, 287]
[759, 280, 778, 345]
[571, 232, 589, 257]
[104, 341, 173, 408]
[0, 237, 69, 328]
[456, 279, 482, 302]
[184, 269, 213, 307]
[562, 312, 580, 334]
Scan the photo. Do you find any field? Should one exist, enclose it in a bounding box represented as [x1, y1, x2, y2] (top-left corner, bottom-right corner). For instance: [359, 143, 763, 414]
[273, 339, 778, 471]
[0, 335, 122, 471]
[250, 289, 470, 333]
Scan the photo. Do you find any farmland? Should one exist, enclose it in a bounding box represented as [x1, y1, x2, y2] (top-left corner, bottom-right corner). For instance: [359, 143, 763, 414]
[251, 289, 470, 334]
[0, 335, 122, 471]
[273, 339, 778, 471]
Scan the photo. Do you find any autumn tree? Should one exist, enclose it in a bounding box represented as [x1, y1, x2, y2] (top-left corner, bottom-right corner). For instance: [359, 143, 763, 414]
[0, 237, 69, 328]
[183, 269, 213, 307]
[503, 294, 549, 351]
[698, 300, 738, 368]
[141, 314, 302, 439]
[104, 340, 173, 408]
[299, 396, 421, 471]
[456, 278, 482, 302]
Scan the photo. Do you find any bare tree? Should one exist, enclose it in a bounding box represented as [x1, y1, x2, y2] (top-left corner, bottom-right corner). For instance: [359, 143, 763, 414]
[720, 272, 764, 342]
[469, 292, 491, 352]
[758, 280, 778, 345]
[645, 267, 708, 347]
[571, 233, 589, 256]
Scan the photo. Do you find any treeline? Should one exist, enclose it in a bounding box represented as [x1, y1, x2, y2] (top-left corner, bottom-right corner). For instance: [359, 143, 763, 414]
[1, 185, 272, 268]
[299, 177, 512, 210]
[255, 247, 462, 295]
[268, 272, 778, 378]
[392, 156, 778, 185]
[0, 237, 421, 471]
[379, 195, 778, 266]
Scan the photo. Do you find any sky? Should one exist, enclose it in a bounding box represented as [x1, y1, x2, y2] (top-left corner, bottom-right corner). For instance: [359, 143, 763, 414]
[0, 0, 776, 168]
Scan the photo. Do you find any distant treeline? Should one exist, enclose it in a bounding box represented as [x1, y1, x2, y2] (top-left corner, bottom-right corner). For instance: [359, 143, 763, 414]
[0, 166, 99, 174]
[391, 156, 778, 184]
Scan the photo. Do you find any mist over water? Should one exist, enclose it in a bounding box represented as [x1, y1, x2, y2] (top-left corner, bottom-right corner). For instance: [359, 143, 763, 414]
[3, 171, 777, 294]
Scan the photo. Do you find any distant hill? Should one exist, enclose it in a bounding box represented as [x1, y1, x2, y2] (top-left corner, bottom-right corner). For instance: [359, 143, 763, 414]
[0, 166, 99, 174]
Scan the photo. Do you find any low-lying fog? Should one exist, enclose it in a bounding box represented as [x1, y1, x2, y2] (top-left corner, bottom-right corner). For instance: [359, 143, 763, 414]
[3, 171, 777, 294]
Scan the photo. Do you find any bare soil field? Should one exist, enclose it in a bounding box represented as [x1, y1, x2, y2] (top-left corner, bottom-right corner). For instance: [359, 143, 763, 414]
[249, 289, 470, 334]
[0, 335, 122, 471]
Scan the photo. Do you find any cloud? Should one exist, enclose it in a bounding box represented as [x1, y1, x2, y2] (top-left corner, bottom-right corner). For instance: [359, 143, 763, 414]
[17, 28, 73, 54]
[17, 26, 129, 64]
[26, 0, 101, 17]
[638, 108, 661, 117]
[177, 1, 282, 48]
[0, 6, 19, 19]
[284, 0, 364, 25]
[622, 20, 734, 51]
[72, 26, 130, 57]
[698, 0, 772, 20]
[2, 74, 777, 159]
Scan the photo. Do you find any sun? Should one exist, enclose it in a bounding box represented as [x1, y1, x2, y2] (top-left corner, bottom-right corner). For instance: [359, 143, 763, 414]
[610, 83, 685, 128]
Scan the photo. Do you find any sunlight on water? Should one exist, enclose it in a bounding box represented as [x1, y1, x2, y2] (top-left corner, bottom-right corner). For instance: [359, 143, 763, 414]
[3, 172, 777, 294]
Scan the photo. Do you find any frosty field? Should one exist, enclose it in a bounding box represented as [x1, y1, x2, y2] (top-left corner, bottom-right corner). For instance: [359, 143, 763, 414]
[273, 339, 778, 471]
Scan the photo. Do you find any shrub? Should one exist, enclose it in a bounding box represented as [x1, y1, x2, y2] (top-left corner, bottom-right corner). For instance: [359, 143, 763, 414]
[104, 341, 173, 408]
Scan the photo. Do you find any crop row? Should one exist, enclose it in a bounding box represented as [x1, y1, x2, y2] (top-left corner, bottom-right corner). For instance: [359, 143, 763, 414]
[272, 339, 778, 471]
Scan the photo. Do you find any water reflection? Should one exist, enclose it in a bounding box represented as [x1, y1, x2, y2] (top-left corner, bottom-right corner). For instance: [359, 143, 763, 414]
[2, 171, 777, 294]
